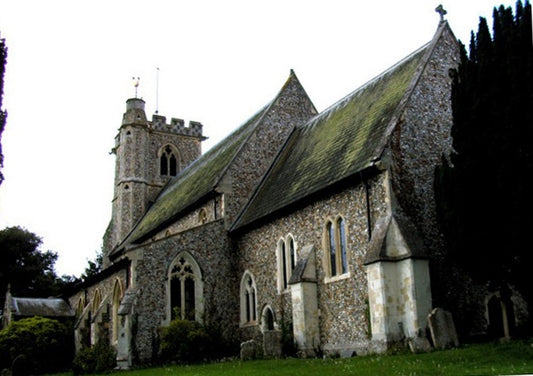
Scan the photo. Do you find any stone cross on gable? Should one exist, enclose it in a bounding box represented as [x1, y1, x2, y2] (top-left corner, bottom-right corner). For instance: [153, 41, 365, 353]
[435, 4, 447, 22]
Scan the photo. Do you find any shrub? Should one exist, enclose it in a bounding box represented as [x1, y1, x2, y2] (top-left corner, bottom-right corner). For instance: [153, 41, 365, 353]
[72, 341, 116, 375]
[0, 316, 72, 375]
[159, 319, 210, 364]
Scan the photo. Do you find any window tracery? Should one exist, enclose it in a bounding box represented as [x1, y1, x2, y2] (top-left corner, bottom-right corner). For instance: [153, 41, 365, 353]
[240, 271, 257, 325]
[168, 253, 203, 322]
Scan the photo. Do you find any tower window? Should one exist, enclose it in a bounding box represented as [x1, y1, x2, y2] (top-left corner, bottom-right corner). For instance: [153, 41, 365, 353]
[160, 145, 180, 177]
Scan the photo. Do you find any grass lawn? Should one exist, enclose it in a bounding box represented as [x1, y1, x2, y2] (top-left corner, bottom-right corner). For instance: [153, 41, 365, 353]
[69, 340, 533, 376]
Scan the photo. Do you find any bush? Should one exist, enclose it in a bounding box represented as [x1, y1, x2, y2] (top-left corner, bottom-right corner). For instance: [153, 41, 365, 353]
[72, 341, 116, 375]
[159, 320, 210, 364]
[0, 316, 72, 375]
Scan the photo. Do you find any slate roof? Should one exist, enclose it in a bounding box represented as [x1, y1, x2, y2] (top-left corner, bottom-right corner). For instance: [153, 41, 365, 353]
[9, 297, 74, 318]
[232, 43, 431, 231]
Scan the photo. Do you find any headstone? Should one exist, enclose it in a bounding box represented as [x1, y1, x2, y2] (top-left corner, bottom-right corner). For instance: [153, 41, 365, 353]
[408, 335, 432, 353]
[240, 339, 260, 361]
[263, 330, 282, 358]
[428, 308, 459, 349]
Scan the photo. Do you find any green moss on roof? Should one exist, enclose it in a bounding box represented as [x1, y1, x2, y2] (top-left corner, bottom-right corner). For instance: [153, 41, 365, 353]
[126, 106, 268, 243]
[234, 46, 428, 230]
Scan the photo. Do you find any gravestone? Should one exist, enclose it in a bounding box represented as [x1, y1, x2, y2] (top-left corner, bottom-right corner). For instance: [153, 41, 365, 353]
[408, 334, 432, 353]
[240, 339, 260, 360]
[428, 308, 459, 349]
[263, 330, 282, 358]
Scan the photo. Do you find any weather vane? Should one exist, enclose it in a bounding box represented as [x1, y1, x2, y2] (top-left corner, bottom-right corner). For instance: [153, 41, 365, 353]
[132, 76, 140, 98]
[435, 4, 447, 23]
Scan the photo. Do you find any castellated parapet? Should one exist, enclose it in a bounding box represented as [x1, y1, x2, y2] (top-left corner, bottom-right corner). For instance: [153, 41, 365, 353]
[122, 98, 204, 139]
[151, 114, 204, 138]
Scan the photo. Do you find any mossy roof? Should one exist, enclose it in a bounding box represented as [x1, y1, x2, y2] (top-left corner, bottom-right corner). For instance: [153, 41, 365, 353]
[124, 105, 269, 244]
[10, 297, 75, 317]
[232, 45, 429, 231]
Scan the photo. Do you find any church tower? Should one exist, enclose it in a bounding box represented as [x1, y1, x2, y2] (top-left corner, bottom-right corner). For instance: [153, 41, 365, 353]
[103, 97, 206, 265]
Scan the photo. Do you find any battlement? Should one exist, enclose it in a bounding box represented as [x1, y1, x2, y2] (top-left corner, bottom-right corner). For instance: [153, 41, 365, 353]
[150, 114, 204, 138]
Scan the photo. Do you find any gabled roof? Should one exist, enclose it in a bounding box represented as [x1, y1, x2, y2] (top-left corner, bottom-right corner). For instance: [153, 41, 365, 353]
[232, 41, 431, 231]
[118, 71, 311, 247]
[121, 106, 267, 245]
[9, 297, 74, 318]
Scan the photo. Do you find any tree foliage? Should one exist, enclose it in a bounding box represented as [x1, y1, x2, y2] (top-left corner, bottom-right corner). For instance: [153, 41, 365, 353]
[0, 33, 7, 184]
[0, 226, 67, 308]
[81, 251, 103, 281]
[436, 0, 532, 309]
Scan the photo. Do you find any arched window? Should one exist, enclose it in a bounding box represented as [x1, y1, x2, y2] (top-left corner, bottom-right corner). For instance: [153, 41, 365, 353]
[277, 235, 297, 293]
[160, 145, 180, 177]
[76, 297, 85, 317]
[324, 216, 349, 278]
[338, 217, 348, 274]
[111, 279, 124, 344]
[281, 240, 287, 290]
[168, 252, 203, 322]
[289, 236, 296, 271]
[240, 271, 257, 325]
[327, 221, 337, 276]
[261, 306, 275, 332]
[92, 289, 102, 314]
[198, 208, 208, 224]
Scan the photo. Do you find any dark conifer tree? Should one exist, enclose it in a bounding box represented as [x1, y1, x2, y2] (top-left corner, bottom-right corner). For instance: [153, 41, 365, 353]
[0, 34, 6, 184]
[436, 0, 533, 333]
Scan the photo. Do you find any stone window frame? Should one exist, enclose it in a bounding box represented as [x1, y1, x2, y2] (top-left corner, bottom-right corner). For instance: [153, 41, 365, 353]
[323, 215, 351, 283]
[166, 251, 204, 324]
[76, 296, 85, 317]
[260, 305, 277, 332]
[158, 144, 181, 177]
[276, 234, 297, 293]
[198, 208, 208, 225]
[111, 278, 124, 345]
[240, 270, 258, 327]
[92, 288, 102, 315]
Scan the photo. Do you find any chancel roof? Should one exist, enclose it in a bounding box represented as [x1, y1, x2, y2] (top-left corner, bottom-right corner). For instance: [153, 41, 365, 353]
[232, 43, 431, 231]
[9, 297, 74, 318]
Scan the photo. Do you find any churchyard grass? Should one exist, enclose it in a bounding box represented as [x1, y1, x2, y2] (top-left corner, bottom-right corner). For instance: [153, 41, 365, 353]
[54, 340, 533, 376]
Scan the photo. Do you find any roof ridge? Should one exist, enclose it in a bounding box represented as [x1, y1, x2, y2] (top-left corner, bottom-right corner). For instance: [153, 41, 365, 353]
[371, 19, 457, 162]
[305, 41, 432, 132]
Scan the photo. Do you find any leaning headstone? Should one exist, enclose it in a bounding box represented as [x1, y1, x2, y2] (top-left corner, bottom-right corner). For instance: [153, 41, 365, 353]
[240, 339, 260, 361]
[428, 308, 459, 350]
[408, 333, 432, 353]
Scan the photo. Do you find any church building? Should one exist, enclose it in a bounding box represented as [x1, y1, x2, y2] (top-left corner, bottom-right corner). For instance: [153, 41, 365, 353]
[67, 19, 484, 367]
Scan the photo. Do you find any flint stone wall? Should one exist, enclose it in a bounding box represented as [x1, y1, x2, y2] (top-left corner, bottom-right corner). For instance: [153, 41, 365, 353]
[126, 219, 238, 363]
[236, 173, 388, 356]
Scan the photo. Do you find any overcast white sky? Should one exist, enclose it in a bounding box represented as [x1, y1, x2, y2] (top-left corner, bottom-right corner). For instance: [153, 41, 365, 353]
[0, 0, 515, 277]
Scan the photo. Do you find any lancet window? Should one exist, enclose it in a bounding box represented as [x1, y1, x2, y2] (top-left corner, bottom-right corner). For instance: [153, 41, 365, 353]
[324, 215, 349, 278]
[277, 234, 297, 292]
